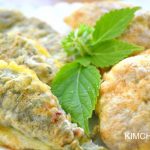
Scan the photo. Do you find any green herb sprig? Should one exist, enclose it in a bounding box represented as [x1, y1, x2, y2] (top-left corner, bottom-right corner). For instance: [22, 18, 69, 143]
[52, 7, 143, 134]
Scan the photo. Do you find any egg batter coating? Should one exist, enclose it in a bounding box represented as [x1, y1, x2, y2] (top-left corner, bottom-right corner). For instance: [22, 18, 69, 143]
[97, 50, 150, 150]
[0, 34, 65, 84]
[65, 1, 150, 49]
[0, 9, 62, 55]
[0, 60, 86, 150]
[0, 9, 67, 76]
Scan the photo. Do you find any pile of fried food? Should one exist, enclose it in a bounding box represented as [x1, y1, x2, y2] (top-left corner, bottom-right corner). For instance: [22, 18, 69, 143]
[0, 0, 149, 150]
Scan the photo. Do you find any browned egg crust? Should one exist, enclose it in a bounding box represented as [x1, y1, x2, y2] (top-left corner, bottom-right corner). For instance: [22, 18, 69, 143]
[97, 50, 150, 150]
[0, 61, 84, 150]
[65, 1, 150, 49]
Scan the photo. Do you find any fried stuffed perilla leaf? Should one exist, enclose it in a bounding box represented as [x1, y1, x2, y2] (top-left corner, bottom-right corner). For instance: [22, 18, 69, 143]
[0, 60, 85, 150]
[65, 1, 130, 29]
[0, 34, 65, 84]
[0, 10, 24, 31]
[0, 9, 68, 85]
[0, 9, 62, 55]
[65, 1, 150, 49]
[97, 50, 150, 150]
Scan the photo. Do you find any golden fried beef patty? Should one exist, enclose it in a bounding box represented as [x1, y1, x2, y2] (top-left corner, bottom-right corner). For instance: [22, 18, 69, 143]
[0, 34, 65, 84]
[97, 50, 150, 150]
[0, 60, 85, 150]
[65, 1, 150, 49]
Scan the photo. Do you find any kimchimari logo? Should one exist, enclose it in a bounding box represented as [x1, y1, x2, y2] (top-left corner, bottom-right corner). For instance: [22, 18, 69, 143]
[125, 132, 150, 140]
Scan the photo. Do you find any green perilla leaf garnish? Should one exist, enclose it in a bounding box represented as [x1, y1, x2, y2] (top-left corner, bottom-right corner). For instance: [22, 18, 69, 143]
[62, 24, 94, 57]
[52, 7, 143, 134]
